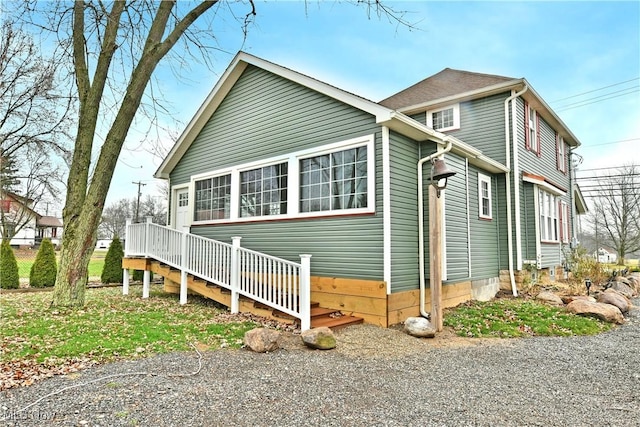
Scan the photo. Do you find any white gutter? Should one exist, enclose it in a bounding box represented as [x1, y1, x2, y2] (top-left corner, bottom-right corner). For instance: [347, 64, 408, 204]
[504, 85, 529, 296]
[418, 140, 453, 318]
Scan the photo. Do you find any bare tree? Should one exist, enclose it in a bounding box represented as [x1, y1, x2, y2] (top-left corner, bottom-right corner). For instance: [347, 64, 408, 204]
[12, 1, 414, 307]
[587, 164, 640, 265]
[0, 19, 72, 239]
[99, 195, 166, 239]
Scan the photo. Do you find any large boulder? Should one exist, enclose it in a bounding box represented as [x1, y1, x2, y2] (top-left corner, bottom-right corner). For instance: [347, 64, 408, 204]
[610, 281, 635, 298]
[627, 276, 639, 294]
[301, 327, 336, 350]
[536, 291, 564, 306]
[243, 328, 281, 353]
[597, 290, 630, 314]
[561, 295, 596, 305]
[403, 316, 436, 338]
[566, 300, 625, 324]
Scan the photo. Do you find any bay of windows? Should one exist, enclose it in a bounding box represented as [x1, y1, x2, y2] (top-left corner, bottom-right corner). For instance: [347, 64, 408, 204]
[539, 189, 558, 242]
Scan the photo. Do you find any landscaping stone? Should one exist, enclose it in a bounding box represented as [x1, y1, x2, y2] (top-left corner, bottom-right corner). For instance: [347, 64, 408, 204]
[301, 327, 336, 350]
[536, 291, 564, 306]
[610, 281, 635, 299]
[566, 299, 625, 324]
[627, 276, 639, 294]
[403, 316, 436, 338]
[598, 289, 630, 313]
[243, 328, 281, 353]
[561, 295, 596, 304]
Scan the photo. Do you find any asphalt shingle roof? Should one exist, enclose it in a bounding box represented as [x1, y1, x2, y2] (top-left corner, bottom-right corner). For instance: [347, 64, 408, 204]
[379, 68, 517, 110]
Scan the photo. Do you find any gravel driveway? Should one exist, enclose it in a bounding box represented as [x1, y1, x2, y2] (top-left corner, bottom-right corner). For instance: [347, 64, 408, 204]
[2, 299, 639, 427]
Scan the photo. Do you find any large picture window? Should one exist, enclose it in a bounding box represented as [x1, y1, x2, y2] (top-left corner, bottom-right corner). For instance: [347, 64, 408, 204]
[240, 163, 288, 217]
[194, 174, 231, 220]
[539, 189, 558, 242]
[300, 146, 368, 213]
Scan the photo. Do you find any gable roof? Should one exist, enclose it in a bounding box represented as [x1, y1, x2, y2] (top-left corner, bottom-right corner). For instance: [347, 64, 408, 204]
[380, 68, 517, 110]
[155, 53, 512, 179]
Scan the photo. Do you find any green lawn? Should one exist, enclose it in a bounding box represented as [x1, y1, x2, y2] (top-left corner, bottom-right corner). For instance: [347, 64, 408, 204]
[16, 249, 107, 279]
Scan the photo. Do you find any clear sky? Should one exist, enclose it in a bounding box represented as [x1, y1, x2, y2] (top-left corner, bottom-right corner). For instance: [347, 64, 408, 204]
[108, 0, 640, 208]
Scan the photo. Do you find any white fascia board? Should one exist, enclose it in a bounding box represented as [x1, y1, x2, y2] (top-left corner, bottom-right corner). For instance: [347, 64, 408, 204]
[523, 174, 567, 197]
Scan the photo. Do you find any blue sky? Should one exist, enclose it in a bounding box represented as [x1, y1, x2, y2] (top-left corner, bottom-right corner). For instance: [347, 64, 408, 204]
[109, 0, 640, 207]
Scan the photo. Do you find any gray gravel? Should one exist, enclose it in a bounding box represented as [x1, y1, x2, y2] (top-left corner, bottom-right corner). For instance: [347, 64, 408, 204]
[2, 299, 639, 427]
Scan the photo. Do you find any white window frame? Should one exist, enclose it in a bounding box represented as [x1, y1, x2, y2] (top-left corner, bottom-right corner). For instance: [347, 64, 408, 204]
[189, 135, 375, 224]
[478, 173, 492, 220]
[528, 104, 539, 153]
[560, 200, 569, 243]
[557, 134, 566, 173]
[538, 188, 558, 243]
[426, 104, 460, 132]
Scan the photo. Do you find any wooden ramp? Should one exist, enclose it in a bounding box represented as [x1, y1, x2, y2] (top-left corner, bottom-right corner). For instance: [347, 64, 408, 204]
[128, 258, 363, 330]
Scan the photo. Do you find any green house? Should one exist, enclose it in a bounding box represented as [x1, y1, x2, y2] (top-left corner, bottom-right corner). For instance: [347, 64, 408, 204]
[146, 52, 587, 327]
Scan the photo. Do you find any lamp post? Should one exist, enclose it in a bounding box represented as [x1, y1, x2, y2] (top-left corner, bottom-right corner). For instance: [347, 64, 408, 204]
[428, 157, 456, 331]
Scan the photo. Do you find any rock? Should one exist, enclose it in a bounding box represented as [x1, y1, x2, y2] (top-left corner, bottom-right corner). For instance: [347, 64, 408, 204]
[561, 295, 596, 304]
[536, 291, 564, 305]
[599, 289, 630, 313]
[610, 281, 635, 298]
[403, 316, 436, 338]
[301, 327, 336, 350]
[566, 300, 625, 324]
[627, 276, 639, 292]
[243, 328, 281, 353]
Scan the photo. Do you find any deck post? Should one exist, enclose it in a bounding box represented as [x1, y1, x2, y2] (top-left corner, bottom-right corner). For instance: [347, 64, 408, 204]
[124, 218, 132, 256]
[180, 226, 190, 305]
[230, 236, 242, 314]
[299, 254, 312, 331]
[142, 270, 151, 298]
[123, 268, 130, 295]
[144, 216, 153, 255]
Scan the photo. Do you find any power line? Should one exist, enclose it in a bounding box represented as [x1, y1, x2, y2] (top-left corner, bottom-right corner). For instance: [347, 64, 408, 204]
[549, 77, 640, 103]
[555, 88, 639, 112]
[586, 137, 640, 148]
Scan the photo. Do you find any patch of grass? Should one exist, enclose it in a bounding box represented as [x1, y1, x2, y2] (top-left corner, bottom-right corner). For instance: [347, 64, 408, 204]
[17, 250, 106, 279]
[0, 286, 257, 365]
[444, 298, 612, 338]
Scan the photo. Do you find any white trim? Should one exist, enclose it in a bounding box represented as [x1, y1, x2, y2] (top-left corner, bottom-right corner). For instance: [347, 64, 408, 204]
[522, 175, 566, 197]
[189, 135, 376, 225]
[382, 126, 391, 294]
[465, 159, 472, 278]
[426, 104, 460, 132]
[170, 183, 190, 229]
[533, 187, 542, 267]
[441, 184, 447, 282]
[478, 173, 493, 220]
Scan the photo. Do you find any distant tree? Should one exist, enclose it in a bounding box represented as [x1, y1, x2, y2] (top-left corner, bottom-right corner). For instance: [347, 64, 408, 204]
[29, 238, 57, 287]
[99, 195, 166, 239]
[101, 236, 124, 284]
[0, 239, 19, 289]
[587, 164, 640, 265]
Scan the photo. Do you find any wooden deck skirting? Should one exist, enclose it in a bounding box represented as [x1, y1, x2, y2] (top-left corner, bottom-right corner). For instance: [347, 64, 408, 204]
[122, 257, 474, 327]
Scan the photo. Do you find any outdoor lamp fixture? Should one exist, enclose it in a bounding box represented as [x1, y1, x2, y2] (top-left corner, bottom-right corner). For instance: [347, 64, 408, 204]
[585, 278, 592, 296]
[430, 157, 457, 198]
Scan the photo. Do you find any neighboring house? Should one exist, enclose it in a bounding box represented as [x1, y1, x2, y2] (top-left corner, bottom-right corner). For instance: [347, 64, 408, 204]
[595, 248, 618, 264]
[142, 52, 586, 326]
[0, 191, 63, 247]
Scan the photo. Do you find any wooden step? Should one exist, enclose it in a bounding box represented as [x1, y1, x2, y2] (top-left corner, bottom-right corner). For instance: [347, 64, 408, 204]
[311, 314, 363, 330]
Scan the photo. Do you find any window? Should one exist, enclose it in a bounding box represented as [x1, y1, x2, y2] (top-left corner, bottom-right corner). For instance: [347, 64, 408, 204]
[556, 133, 566, 173]
[478, 173, 492, 219]
[559, 201, 570, 243]
[240, 163, 288, 217]
[178, 192, 188, 207]
[426, 104, 460, 132]
[194, 174, 231, 220]
[538, 189, 558, 242]
[525, 102, 540, 155]
[300, 146, 368, 213]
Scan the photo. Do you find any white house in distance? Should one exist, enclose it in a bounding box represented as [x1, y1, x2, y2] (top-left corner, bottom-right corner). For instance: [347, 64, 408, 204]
[595, 247, 617, 264]
[0, 191, 63, 248]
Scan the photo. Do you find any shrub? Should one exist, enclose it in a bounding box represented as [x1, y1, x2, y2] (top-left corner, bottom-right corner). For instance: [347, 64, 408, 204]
[29, 239, 57, 287]
[101, 237, 124, 284]
[0, 240, 19, 289]
[566, 245, 607, 285]
[132, 269, 145, 281]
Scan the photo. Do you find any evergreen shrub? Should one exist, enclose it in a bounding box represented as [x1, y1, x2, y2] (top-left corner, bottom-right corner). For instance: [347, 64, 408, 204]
[101, 237, 124, 284]
[29, 239, 57, 287]
[0, 240, 19, 289]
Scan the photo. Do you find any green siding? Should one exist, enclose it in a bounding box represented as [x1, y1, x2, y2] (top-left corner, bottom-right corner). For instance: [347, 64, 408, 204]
[388, 132, 421, 293]
[468, 164, 502, 280]
[444, 155, 470, 281]
[448, 93, 509, 165]
[170, 65, 384, 280]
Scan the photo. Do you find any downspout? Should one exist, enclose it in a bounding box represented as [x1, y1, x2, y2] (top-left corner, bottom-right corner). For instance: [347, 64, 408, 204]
[418, 140, 453, 318]
[504, 84, 528, 297]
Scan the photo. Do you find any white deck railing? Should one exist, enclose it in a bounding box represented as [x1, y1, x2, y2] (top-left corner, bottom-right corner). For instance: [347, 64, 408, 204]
[123, 218, 311, 330]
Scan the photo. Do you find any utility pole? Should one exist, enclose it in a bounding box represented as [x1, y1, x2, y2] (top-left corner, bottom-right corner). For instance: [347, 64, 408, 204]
[132, 181, 146, 223]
